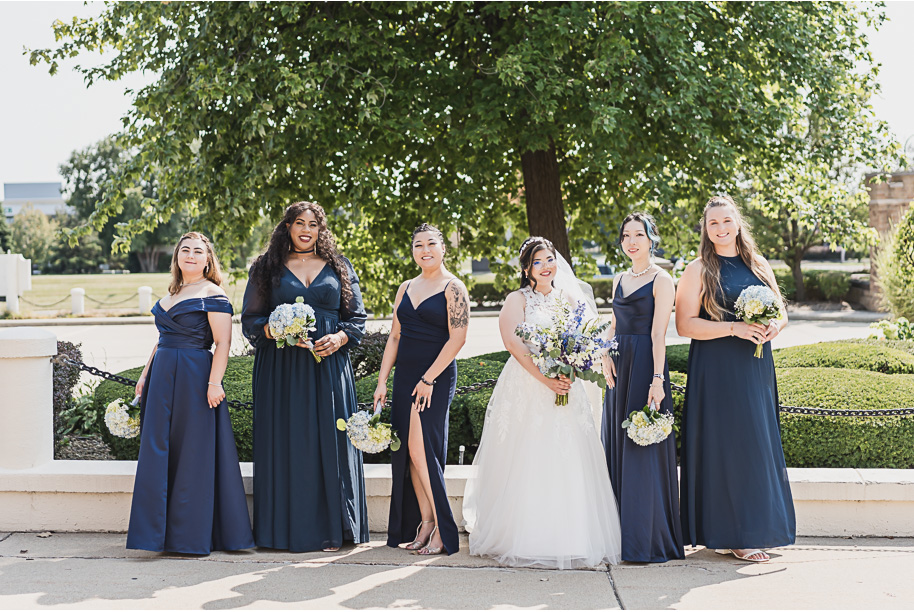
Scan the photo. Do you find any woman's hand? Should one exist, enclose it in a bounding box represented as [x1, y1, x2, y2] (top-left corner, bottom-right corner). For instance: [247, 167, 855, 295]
[135, 374, 146, 399]
[313, 332, 346, 357]
[647, 381, 665, 410]
[602, 355, 616, 390]
[542, 374, 572, 396]
[372, 381, 387, 416]
[732, 321, 769, 345]
[411, 380, 433, 412]
[206, 383, 225, 408]
[764, 320, 783, 343]
[263, 323, 273, 340]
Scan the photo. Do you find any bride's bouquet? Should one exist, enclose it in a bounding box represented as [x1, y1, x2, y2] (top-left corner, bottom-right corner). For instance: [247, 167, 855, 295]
[337, 410, 401, 453]
[516, 300, 614, 405]
[734, 285, 782, 358]
[269, 296, 321, 361]
[104, 397, 140, 439]
[621, 403, 676, 446]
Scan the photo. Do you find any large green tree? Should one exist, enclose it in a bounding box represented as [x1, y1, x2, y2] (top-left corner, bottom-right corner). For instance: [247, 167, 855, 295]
[10, 205, 56, 270]
[32, 1, 893, 311]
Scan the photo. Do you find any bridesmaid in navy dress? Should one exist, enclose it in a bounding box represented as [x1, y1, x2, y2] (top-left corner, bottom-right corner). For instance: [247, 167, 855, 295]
[602, 213, 683, 563]
[374, 223, 470, 556]
[242, 202, 368, 552]
[675, 195, 795, 563]
[128, 232, 254, 554]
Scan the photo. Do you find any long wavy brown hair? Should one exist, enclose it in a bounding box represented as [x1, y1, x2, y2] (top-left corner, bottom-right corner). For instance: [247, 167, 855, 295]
[167, 232, 223, 295]
[698, 195, 782, 321]
[250, 201, 353, 308]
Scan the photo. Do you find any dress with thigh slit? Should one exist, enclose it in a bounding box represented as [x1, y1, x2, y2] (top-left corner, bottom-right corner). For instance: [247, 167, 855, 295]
[386, 281, 459, 555]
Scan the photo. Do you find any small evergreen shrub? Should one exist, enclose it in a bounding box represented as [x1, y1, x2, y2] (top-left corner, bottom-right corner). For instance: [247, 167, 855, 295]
[810, 270, 851, 302]
[666, 343, 690, 374]
[773, 341, 914, 374]
[53, 342, 84, 444]
[348, 329, 390, 380]
[874, 209, 914, 319]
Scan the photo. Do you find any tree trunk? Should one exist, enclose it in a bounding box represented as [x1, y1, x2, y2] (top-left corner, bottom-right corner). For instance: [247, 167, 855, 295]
[520, 142, 570, 261]
[137, 247, 160, 273]
[789, 253, 806, 302]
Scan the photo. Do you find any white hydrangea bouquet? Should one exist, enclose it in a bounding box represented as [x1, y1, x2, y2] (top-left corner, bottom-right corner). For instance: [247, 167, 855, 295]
[104, 397, 140, 439]
[269, 296, 320, 361]
[621, 404, 676, 446]
[734, 285, 782, 358]
[336, 411, 401, 454]
[516, 300, 614, 406]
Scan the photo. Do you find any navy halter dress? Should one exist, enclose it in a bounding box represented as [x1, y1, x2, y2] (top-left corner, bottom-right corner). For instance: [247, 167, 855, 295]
[127, 295, 254, 554]
[602, 274, 684, 562]
[387, 281, 459, 555]
[680, 255, 796, 550]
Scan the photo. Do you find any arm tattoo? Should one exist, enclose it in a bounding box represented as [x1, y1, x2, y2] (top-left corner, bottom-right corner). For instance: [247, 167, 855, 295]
[448, 282, 470, 329]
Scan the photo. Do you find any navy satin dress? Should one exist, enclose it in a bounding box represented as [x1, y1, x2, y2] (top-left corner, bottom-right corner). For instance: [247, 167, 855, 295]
[602, 274, 684, 562]
[127, 295, 254, 554]
[680, 255, 796, 550]
[241, 259, 368, 552]
[387, 282, 459, 555]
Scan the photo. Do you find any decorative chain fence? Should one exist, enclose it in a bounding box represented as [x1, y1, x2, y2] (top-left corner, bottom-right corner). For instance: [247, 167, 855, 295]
[55, 356, 914, 418]
[20, 296, 72, 308]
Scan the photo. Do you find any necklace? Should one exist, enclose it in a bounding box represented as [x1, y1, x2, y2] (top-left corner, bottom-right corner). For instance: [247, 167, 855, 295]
[629, 264, 653, 278]
[181, 278, 207, 287]
[290, 247, 316, 262]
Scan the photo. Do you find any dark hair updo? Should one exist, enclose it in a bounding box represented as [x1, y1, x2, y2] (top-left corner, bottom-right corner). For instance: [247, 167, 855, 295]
[411, 223, 445, 246]
[618, 211, 661, 254]
[518, 236, 557, 291]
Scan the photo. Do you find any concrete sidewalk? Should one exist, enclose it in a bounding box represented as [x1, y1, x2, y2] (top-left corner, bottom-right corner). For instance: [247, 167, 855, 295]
[0, 533, 912, 609]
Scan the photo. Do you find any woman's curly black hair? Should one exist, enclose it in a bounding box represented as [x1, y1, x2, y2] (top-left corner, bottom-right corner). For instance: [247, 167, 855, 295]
[250, 201, 353, 309]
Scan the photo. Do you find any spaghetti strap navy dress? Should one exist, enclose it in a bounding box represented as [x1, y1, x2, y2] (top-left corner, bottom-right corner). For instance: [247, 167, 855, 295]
[680, 254, 796, 550]
[241, 259, 369, 552]
[386, 281, 459, 555]
[127, 295, 254, 554]
[602, 274, 684, 562]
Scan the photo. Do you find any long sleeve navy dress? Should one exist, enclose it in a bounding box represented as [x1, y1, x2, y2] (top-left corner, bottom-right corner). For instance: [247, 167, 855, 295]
[241, 259, 369, 551]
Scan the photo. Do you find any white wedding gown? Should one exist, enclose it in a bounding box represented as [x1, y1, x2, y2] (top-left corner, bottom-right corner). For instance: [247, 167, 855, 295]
[463, 287, 622, 569]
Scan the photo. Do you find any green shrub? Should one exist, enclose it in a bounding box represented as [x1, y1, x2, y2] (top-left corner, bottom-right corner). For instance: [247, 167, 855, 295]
[771, 268, 852, 302]
[468, 278, 614, 306]
[666, 343, 690, 374]
[810, 270, 851, 302]
[773, 341, 914, 374]
[349, 329, 390, 380]
[874, 210, 914, 319]
[843, 337, 914, 355]
[869, 318, 914, 341]
[772, 269, 796, 301]
[778, 367, 914, 468]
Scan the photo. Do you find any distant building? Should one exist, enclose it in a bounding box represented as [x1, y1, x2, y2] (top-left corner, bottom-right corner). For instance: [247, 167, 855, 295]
[2, 183, 70, 222]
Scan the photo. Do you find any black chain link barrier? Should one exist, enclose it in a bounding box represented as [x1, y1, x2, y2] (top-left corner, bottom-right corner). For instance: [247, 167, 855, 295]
[55, 356, 914, 417]
[20, 295, 71, 308]
[84, 294, 140, 306]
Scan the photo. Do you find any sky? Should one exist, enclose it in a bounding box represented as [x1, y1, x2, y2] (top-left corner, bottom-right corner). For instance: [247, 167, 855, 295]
[1, 1, 913, 193]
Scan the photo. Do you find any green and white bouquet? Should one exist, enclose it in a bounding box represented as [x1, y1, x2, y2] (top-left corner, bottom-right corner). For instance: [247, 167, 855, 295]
[337, 410, 401, 454]
[104, 397, 140, 439]
[621, 404, 676, 446]
[734, 285, 782, 358]
[269, 296, 320, 361]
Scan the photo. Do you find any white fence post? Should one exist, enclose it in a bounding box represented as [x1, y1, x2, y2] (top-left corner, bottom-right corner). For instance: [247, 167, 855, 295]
[71, 288, 85, 315]
[0, 328, 56, 469]
[138, 286, 153, 313]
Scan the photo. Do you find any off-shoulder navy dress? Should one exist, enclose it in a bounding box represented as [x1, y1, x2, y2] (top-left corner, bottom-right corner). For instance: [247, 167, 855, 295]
[241, 259, 368, 552]
[602, 274, 684, 562]
[127, 295, 254, 554]
[386, 281, 459, 555]
[680, 254, 796, 550]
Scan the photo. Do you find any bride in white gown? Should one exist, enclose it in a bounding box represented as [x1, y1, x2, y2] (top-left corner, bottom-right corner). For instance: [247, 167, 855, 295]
[463, 237, 622, 569]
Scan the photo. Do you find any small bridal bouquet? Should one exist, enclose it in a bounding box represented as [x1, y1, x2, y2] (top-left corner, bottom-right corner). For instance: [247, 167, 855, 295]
[269, 296, 321, 361]
[621, 404, 676, 446]
[734, 285, 782, 358]
[337, 411, 401, 454]
[104, 397, 140, 439]
[516, 300, 614, 406]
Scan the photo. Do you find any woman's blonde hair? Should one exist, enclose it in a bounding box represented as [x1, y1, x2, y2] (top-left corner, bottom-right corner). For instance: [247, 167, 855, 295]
[698, 195, 782, 321]
[167, 231, 223, 295]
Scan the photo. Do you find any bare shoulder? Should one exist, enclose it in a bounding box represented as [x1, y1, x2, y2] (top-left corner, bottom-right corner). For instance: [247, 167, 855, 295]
[654, 269, 675, 290]
[684, 258, 703, 274]
[204, 282, 227, 297]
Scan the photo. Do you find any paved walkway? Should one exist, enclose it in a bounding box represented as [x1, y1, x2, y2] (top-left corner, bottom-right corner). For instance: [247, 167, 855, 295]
[0, 533, 912, 609]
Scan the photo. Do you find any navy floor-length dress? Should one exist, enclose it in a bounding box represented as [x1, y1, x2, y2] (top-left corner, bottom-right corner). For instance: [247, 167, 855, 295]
[680, 254, 796, 550]
[602, 275, 684, 563]
[387, 283, 459, 555]
[127, 295, 254, 554]
[242, 260, 369, 552]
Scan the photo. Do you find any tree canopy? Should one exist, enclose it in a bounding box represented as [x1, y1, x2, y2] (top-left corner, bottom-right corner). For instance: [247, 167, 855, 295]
[32, 1, 897, 312]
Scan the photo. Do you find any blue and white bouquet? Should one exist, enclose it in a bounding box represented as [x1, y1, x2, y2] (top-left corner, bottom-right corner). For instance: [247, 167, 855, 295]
[516, 300, 614, 405]
[269, 296, 320, 361]
[104, 397, 140, 439]
[734, 285, 782, 358]
[622, 403, 676, 446]
[337, 411, 401, 454]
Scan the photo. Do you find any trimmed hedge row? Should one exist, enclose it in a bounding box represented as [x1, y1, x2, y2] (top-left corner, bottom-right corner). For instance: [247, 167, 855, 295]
[771, 269, 853, 302]
[469, 278, 615, 305]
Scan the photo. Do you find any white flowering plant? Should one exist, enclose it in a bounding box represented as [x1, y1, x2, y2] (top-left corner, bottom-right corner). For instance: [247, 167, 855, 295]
[516, 299, 615, 406]
[104, 397, 140, 439]
[734, 285, 783, 358]
[269, 296, 320, 361]
[336, 410, 401, 454]
[870, 317, 914, 341]
[621, 404, 676, 446]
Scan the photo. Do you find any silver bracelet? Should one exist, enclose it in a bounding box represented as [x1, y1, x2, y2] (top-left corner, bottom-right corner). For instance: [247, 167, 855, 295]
[207, 382, 223, 388]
